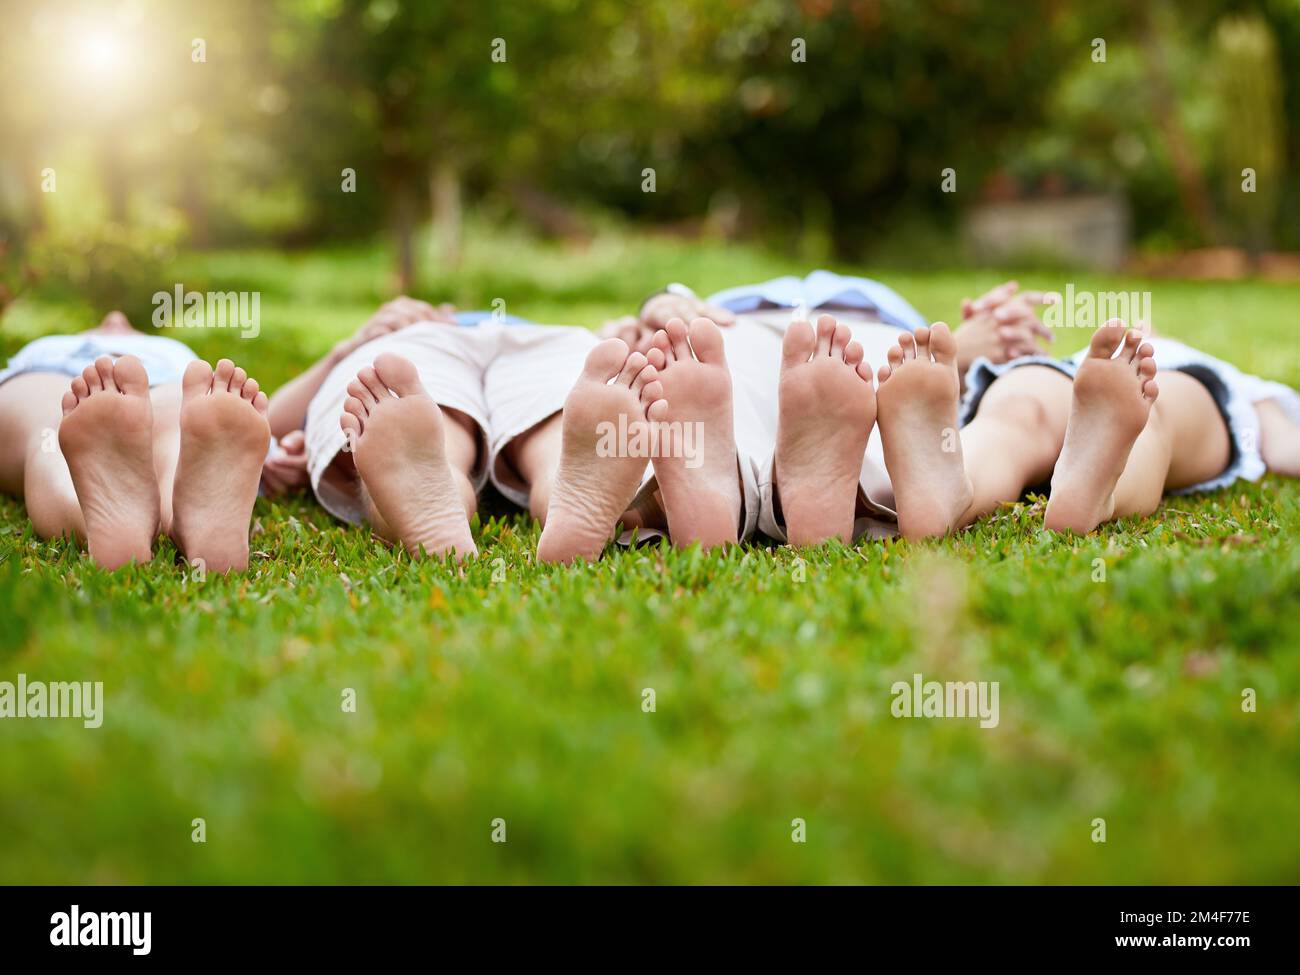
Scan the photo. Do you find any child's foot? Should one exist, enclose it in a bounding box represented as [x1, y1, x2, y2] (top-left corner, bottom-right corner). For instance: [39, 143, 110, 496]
[537, 340, 666, 563]
[874, 323, 973, 538]
[339, 353, 477, 560]
[774, 315, 876, 545]
[645, 317, 742, 548]
[58, 355, 160, 569]
[171, 359, 271, 573]
[1045, 321, 1158, 533]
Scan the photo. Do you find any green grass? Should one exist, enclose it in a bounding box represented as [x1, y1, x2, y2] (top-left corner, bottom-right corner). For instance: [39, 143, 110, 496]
[2, 231, 1300, 883]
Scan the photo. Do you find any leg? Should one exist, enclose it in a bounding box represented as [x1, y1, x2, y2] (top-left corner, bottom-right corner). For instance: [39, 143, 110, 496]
[1257, 399, 1300, 477]
[772, 315, 877, 546]
[535, 339, 666, 564]
[1108, 371, 1230, 518]
[505, 411, 564, 524]
[0, 373, 86, 542]
[956, 365, 1073, 527]
[339, 353, 479, 559]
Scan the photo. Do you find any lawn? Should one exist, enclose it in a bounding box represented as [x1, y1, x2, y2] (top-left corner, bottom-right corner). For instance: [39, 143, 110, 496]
[2, 232, 1299, 884]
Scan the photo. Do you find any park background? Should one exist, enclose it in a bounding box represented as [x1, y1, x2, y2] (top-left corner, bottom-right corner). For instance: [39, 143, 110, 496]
[1, 0, 1298, 884]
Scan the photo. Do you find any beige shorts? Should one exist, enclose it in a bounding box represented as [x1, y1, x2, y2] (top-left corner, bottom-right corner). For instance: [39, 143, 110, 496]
[305, 321, 598, 524]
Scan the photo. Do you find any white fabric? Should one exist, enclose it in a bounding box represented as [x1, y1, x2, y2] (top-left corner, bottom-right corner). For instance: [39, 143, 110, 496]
[0, 332, 198, 388]
[304, 321, 597, 524]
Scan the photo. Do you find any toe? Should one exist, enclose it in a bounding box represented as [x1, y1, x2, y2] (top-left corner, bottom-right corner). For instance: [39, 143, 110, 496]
[582, 339, 631, 382]
[214, 358, 237, 390]
[616, 351, 648, 387]
[181, 360, 214, 401]
[641, 378, 665, 409]
[1142, 378, 1159, 403]
[1137, 357, 1157, 380]
[61, 391, 77, 416]
[877, 363, 893, 384]
[651, 330, 675, 365]
[373, 353, 425, 396]
[887, 344, 905, 369]
[632, 362, 658, 396]
[83, 364, 102, 393]
[1088, 320, 1128, 359]
[912, 326, 931, 361]
[1122, 330, 1141, 363]
[687, 317, 726, 365]
[844, 341, 865, 367]
[857, 360, 875, 384]
[831, 322, 851, 359]
[346, 379, 375, 406]
[229, 365, 248, 393]
[252, 391, 269, 414]
[340, 410, 362, 444]
[815, 314, 835, 356]
[664, 317, 691, 360]
[646, 345, 667, 370]
[928, 322, 957, 365]
[112, 355, 149, 395]
[95, 356, 117, 393]
[343, 395, 369, 422]
[898, 333, 917, 361]
[357, 366, 388, 403]
[782, 319, 816, 368]
[646, 396, 669, 422]
[70, 376, 89, 401]
[241, 377, 260, 401]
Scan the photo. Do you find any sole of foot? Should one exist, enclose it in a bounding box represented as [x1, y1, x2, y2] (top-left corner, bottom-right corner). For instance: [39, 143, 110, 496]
[171, 359, 271, 573]
[1044, 320, 1158, 534]
[874, 322, 973, 539]
[537, 339, 666, 564]
[644, 317, 742, 549]
[340, 353, 477, 560]
[58, 355, 160, 569]
[774, 314, 876, 545]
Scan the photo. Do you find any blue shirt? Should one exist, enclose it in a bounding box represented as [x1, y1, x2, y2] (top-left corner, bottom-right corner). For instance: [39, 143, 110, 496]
[707, 270, 926, 333]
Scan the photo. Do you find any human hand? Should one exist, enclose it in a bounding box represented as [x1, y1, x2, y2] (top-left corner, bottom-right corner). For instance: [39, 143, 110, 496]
[260, 429, 310, 496]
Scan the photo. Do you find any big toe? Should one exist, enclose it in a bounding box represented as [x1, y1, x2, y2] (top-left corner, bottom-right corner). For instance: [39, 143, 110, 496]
[582, 338, 631, 381]
[688, 317, 726, 364]
[373, 352, 426, 396]
[928, 322, 956, 365]
[782, 319, 816, 368]
[1088, 320, 1128, 359]
[182, 360, 214, 401]
[112, 355, 150, 395]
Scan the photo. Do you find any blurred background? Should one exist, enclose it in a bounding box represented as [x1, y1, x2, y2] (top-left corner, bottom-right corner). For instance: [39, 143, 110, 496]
[1, 0, 1298, 342]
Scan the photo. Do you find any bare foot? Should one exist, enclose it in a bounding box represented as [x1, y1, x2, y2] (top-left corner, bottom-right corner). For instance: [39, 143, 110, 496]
[1044, 321, 1158, 533]
[644, 317, 742, 549]
[339, 353, 477, 560]
[875, 323, 972, 539]
[537, 339, 666, 564]
[58, 355, 160, 568]
[170, 359, 271, 573]
[774, 314, 876, 545]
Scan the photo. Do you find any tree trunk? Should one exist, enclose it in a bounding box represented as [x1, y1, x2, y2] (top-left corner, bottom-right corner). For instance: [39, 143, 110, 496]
[431, 157, 462, 268]
[391, 176, 416, 293]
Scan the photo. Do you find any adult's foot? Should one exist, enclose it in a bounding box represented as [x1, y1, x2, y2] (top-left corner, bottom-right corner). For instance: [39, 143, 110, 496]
[537, 339, 666, 563]
[1044, 321, 1158, 533]
[645, 317, 742, 548]
[171, 359, 271, 573]
[58, 355, 160, 569]
[874, 323, 973, 538]
[339, 353, 477, 560]
[774, 314, 876, 545]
